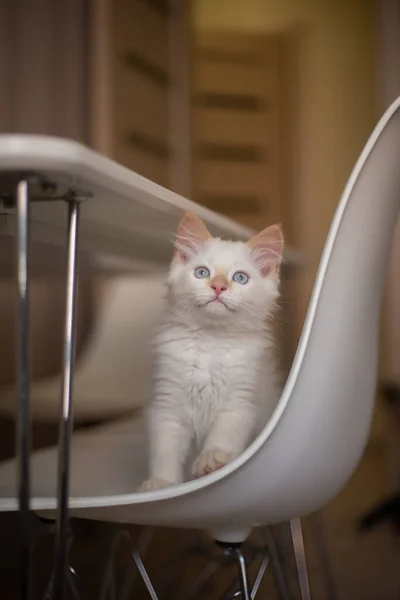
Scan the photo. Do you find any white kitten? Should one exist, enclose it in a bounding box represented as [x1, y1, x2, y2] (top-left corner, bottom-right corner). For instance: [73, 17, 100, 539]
[140, 212, 284, 491]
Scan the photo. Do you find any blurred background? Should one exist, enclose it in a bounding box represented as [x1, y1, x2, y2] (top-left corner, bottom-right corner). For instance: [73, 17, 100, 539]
[2, 0, 400, 597]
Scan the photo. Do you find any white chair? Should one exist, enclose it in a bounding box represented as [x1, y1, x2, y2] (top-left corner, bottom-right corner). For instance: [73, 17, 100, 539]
[0, 274, 166, 422]
[2, 96, 400, 599]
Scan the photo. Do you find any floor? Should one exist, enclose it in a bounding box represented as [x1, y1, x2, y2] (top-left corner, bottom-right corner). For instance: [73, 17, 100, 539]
[305, 440, 400, 599]
[1, 424, 400, 598]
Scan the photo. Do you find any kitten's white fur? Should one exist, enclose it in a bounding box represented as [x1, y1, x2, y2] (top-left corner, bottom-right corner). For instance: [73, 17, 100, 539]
[140, 214, 283, 491]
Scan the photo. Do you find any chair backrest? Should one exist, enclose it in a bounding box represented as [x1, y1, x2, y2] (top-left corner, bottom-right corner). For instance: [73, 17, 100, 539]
[244, 97, 400, 517]
[180, 97, 400, 528]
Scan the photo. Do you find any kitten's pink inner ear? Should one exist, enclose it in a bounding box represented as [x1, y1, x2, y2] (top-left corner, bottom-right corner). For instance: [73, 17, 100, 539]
[174, 212, 211, 262]
[248, 224, 284, 277]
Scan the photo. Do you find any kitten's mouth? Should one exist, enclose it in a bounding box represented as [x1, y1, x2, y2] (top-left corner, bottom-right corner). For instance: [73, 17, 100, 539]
[204, 297, 232, 310]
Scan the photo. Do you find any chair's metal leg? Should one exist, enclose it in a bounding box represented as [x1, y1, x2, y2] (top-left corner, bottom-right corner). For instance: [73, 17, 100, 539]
[220, 542, 265, 600]
[67, 565, 88, 600]
[52, 200, 81, 600]
[100, 529, 160, 600]
[100, 527, 155, 600]
[263, 527, 293, 600]
[222, 528, 291, 600]
[42, 573, 55, 600]
[130, 546, 159, 600]
[99, 529, 124, 600]
[290, 519, 311, 600]
[250, 553, 269, 599]
[234, 547, 251, 600]
[15, 180, 32, 600]
[43, 523, 86, 600]
[309, 514, 338, 600]
[216, 542, 255, 600]
[119, 527, 155, 600]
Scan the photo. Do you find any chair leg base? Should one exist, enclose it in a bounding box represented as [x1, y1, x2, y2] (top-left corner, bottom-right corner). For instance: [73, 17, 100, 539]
[210, 527, 251, 544]
[37, 520, 317, 600]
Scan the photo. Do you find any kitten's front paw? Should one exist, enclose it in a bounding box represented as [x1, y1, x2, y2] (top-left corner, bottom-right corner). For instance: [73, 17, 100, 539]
[191, 448, 232, 478]
[139, 478, 173, 492]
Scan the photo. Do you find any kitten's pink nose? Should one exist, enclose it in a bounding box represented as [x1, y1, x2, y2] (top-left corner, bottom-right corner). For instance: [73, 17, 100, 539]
[211, 283, 227, 296]
[210, 275, 229, 296]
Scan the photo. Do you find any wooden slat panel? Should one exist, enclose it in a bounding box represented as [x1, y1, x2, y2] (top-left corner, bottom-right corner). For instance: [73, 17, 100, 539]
[115, 145, 168, 187]
[194, 32, 279, 66]
[228, 213, 270, 230]
[141, 0, 169, 17]
[194, 92, 263, 112]
[168, 0, 191, 196]
[194, 160, 268, 197]
[114, 64, 168, 143]
[121, 49, 169, 87]
[193, 107, 273, 146]
[114, 0, 168, 70]
[195, 48, 260, 66]
[196, 143, 265, 163]
[112, 0, 170, 189]
[194, 61, 271, 97]
[196, 193, 261, 214]
[191, 32, 283, 225]
[125, 131, 168, 159]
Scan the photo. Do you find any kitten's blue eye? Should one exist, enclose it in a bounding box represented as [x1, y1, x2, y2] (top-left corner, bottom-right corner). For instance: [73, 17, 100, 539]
[194, 267, 210, 279]
[232, 271, 249, 285]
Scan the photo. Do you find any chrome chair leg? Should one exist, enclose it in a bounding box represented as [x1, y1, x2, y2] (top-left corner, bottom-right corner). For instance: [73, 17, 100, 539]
[250, 553, 269, 599]
[118, 527, 155, 600]
[220, 528, 295, 600]
[263, 527, 293, 600]
[234, 547, 251, 600]
[118, 529, 205, 600]
[67, 565, 88, 600]
[52, 199, 82, 600]
[43, 521, 87, 600]
[131, 546, 159, 600]
[15, 179, 32, 600]
[99, 529, 123, 600]
[290, 519, 311, 600]
[100, 529, 160, 600]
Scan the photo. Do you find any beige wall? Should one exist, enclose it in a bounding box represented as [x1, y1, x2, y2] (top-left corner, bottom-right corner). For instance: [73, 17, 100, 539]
[194, 0, 377, 335]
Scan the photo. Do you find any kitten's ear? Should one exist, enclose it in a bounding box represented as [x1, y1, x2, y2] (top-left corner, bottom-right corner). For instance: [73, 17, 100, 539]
[248, 224, 284, 277]
[174, 212, 211, 262]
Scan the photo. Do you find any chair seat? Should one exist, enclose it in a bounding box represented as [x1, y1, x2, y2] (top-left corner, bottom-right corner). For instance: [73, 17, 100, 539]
[0, 413, 147, 509]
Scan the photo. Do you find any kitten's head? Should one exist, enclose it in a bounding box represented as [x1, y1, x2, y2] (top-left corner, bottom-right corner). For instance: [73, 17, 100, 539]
[167, 212, 284, 328]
